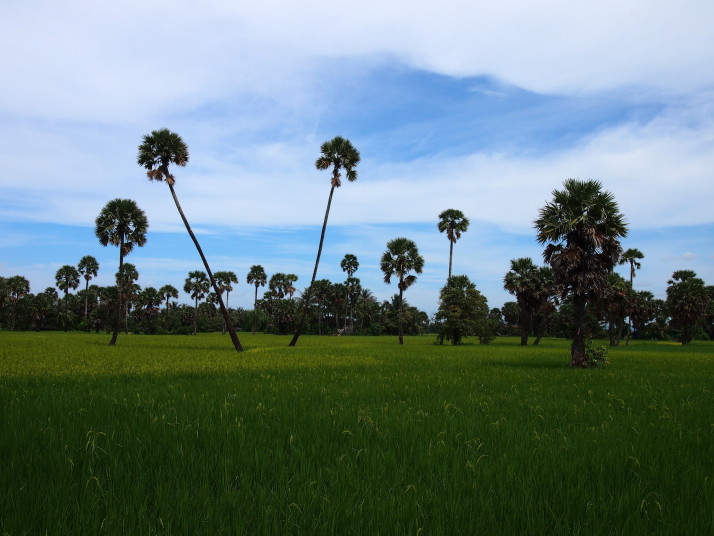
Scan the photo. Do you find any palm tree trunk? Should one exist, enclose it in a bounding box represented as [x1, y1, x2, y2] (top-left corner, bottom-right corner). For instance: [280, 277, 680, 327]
[84, 279, 89, 321]
[398, 283, 404, 345]
[222, 291, 229, 335]
[448, 240, 454, 280]
[290, 185, 336, 347]
[626, 264, 633, 345]
[63, 290, 69, 332]
[252, 285, 258, 335]
[571, 294, 587, 367]
[168, 183, 243, 352]
[109, 237, 124, 346]
[193, 296, 198, 335]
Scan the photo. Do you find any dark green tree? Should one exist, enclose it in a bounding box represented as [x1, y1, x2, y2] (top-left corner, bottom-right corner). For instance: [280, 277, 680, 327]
[534, 179, 627, 367]
[380, 237, 425, 345]
[246, 265, 267, 334]
[77, 255, 99, 322]
[666, 270, 709, 344]
[184, 270, 210, 335]
[290, 136, 360, 347]
[214, 271, 238, 335]
[95, 198, 148, 346]
[138, 128, 242, 352]
[435, 275, 490, 345]
[618, 248, 644, 344]
[437, 209, 470, 280]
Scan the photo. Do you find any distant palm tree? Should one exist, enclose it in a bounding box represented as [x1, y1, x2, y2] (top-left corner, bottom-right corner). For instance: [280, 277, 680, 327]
[159, 284, 179, 313]
[619, 248, 644, 344]
[380, 238, 425, 345]
[95, 198, 148, 346]
[55, 265, 80, 331]
[290, 136, 360, 347]
[77, 255, 99, 321]
[503, 257, 545, 346]
[184, 270, 210, 335]
[247, 265, 267, 334]
[6, 275, 30, 331]
[534, 179, 627, 366]
[138, 128, 242, 352]
[214, 270, 238, 335]
[438, 209, 470, 280]
[117, 262, 139, 334]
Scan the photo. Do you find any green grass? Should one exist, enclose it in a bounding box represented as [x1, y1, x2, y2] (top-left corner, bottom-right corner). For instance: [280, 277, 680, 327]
[1, 332, 712, 535]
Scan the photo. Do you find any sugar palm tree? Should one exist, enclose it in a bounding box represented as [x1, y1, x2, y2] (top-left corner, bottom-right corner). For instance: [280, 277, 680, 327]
[117, 262, 139, 334]
[95, 198, 148, 346]
[619, 248, 644, 344]
[6, 275, 30, 331]
[290, 136, 360, 347]
[380, 237, 425, 345]
[534, 179, 627, 367]
[503, 257, 541, 346]
[247, 265, 267, 334]
[55, 264, 80, 331]
[184, 270, 210, 335]
[159, 284, 179, 313]
[138, 128, 242, 352]
[438, 209, 470, 280]
[77, 255, 99, 321]
[214, 270, 238, 335]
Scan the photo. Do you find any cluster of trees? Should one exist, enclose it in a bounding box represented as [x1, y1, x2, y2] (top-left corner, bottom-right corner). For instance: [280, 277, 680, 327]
[2, 130, 712, 366]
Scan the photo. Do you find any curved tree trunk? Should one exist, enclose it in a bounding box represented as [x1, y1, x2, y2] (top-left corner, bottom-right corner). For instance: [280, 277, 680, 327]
[168, 183, 243, 352]
[290, 185, 336, 347]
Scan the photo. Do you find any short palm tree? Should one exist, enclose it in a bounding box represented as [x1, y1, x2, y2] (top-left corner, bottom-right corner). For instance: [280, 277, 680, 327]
[77, 255, 99, 321]
[159, 284, 179, 313]
[55, 264, 80, 331]
[184, 270, 210, 335]
[5, 276, 30, 331]
[619, 248, 644, 344]
[503, 257, 541, 346]
[534, 179, 627, 367]
[247, 265, 267, 334]
[380, 237, 425, 345]
[290, 136, 360, 347]
[438, 209, 470, 280]
[95, 198, 148, 346]
[138, 128, 242, 352]
[214, 270, 238, 335]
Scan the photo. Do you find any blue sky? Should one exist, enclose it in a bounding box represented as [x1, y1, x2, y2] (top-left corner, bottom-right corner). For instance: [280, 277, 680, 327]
[1, 1, 713, 315]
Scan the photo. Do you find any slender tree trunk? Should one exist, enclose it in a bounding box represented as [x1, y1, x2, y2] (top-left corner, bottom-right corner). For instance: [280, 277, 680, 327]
[518, 300, 528, 346]
[84, 278, 89, 321]
[222, 291, 229, 335]
[109, 237, 124, 346]
[571, 294, 587, 367]
[626, 265, 633, 345]
[252, 285, 258, 335]
[290, 185, 336, 347]
[448, 240, 454, 280]
[193, 296, 198, 335]
[398, 283, 404, 345]
[168, 183, 242, 352]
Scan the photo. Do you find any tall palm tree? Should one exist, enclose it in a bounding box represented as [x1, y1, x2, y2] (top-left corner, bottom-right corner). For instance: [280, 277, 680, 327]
[340, 254, 359, 332]
[438, 209, 470, 280]
[380, 237, 425, 345]
[95, 198, 149, 346]
[55, 264, 80, 331]
[184, 270, 210, 335]
[503, 257, 541, 346]
[214, 270, 238, 335]
[138, 128, 242, 352]
[117, 263, 139, 334]
[246, 265, 267, 335]
[619, 248, 644, 344]
[290, 136, 360, 347]
[77, 255, 99, 322]
[534, 179, 627, 367]
[6, 275, 30, 331]
[159, 284, 179, 313]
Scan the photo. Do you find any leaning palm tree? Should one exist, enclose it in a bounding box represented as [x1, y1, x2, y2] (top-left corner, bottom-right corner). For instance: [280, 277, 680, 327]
[380, 237, 425, 345]
[214, 270, 238, 335]
[77, 255, 99, 321]
[184, 270, 210, 335]
[95, 198, 148, 346]
[619, 248, 644, 344]
[289, 136, 361, 347]
[55, 264, 80, 331]
[534, 179, 627, 367]
[138, 128, 242, 352]
[438, 209, 470, 280]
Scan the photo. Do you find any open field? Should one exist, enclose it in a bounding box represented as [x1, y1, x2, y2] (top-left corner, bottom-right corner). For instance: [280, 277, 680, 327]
[1, 332, 712, 535]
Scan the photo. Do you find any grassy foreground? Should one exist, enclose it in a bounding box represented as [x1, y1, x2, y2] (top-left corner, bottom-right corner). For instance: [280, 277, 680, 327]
[0, 332, 712, 535]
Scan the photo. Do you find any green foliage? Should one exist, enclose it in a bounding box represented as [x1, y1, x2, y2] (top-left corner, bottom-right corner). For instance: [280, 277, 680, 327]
[435, 275, 490, 345]
[584, 339, 609, 368]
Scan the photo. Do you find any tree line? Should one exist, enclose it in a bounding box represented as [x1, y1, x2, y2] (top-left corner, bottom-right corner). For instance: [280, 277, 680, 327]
[2, 131, 712, 366]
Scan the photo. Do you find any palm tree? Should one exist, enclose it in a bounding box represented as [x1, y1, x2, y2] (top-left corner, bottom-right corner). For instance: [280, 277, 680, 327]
[344, 276, 362, 333]
[666, 270, 709, 344]
[184, 270, 210, 335]
[55, 265, 80, 331]
[214, 271, 238, 335]
[246, 265, 267, 334]
[534, 179, 627, 367]
[6, 275, 30, 331]
[138, 128, 242, 352]
[619, 248, 644, 344]
[380, 237, 425, 345]
[77, 255, 99, 322]
[117, 263, 139, 334]
[159, 284, 179, 313]
[438, 209, 470, 280]
[503, 258, 541, 346]
[95, 198, 149, 346]
[289, 136, 360, 347]
[340, 254, 359, 277]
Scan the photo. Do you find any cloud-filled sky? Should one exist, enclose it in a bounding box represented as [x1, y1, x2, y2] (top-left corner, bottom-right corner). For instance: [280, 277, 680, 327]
[1, 0, 713, 315]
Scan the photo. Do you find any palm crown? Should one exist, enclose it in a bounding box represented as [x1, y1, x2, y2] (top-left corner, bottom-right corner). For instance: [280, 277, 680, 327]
[137, 128, 189, 185]
[316, 136, 360, 188]
[381, 238, 425, 291]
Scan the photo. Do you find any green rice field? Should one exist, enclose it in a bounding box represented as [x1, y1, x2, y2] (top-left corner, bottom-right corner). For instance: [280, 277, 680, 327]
[1, 332, 712, 535]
